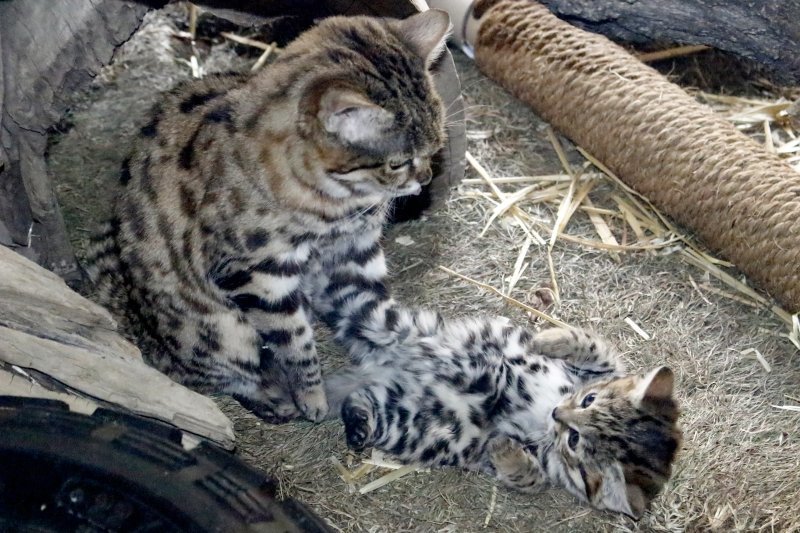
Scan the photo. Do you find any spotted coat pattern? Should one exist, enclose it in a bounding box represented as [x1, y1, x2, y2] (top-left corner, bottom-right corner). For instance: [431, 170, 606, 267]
[85, 12, 451, 422]
[324, 316, 681, 517]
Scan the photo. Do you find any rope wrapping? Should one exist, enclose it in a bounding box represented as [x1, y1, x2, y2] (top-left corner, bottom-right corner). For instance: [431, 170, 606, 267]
[473, 0, 800, 313]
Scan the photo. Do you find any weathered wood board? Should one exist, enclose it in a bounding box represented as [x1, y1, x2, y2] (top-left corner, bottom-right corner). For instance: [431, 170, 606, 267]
[0, 244, 234, 449]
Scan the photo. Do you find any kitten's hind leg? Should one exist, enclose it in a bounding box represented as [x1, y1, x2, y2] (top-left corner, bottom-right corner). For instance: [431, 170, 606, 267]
[342, 391, 377, 451]
[487, 436, 549, 493]
[530, 328, 625, 383]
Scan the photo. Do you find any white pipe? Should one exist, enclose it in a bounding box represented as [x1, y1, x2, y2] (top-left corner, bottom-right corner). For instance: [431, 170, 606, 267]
[427, 0, 481, 58]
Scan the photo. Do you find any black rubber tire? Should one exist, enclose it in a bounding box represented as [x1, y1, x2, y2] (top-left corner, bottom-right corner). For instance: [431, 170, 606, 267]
[0, 396, 330, 532]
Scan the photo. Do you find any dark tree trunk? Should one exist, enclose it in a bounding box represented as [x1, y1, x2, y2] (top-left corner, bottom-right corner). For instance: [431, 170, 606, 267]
[539, 0, 800, 83]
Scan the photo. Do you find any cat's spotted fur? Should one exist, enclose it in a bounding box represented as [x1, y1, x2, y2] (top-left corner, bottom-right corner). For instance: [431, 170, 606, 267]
[326, 320, 681, 517]
[85, 11, 451, 422]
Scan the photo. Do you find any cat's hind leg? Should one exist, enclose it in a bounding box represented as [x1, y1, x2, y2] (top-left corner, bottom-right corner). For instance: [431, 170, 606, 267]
[530, 328, 625, 384]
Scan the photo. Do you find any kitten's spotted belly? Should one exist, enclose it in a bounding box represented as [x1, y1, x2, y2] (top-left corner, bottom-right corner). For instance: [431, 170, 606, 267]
[363, 357, 575, 469]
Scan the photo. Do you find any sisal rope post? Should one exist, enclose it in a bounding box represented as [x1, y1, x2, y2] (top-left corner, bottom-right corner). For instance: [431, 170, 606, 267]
[463, 0, 800, 313]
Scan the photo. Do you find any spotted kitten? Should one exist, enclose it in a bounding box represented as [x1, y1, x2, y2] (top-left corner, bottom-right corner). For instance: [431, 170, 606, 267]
[85, 11, 452, 422]
[326, 320, 681, 518]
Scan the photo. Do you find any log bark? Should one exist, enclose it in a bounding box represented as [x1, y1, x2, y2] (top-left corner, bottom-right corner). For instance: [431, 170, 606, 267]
[0, 0, 149, 282]
[0, 244, 235, 449]
[538, 0, 800, 83]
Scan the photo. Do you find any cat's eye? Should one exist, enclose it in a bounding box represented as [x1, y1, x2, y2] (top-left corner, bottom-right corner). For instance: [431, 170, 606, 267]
[580, 393, 596, 408]
[567, 428, 580, 450]
[389, 159, 412, 170]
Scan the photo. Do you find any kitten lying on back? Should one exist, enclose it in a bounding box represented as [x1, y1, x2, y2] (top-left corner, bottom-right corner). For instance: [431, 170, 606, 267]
[85, 11, 452, 422]
[326, 317, 681, 518]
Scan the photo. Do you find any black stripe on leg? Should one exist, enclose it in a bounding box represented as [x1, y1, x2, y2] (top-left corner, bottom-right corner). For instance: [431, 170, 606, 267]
[261, 329, 293, 346]
[231, 291, 302, 314]
[345, 298, 381, 340]
[214, 270, 252, 291]
[180, 90, 221, 113]
[384, 307, 399, 330]
[253, 258, 303, 276]
[324, 272, 389, 300]
[349, 243, 381, 266]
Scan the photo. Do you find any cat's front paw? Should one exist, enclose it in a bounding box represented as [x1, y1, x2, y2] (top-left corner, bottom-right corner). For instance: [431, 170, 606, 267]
[233, 393, 300, 424]
[296, 386, 329, 422]
[342, 400, 373, 451]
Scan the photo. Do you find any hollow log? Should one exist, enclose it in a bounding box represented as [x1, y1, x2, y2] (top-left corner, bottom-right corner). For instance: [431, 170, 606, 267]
[538, 0, 800, 83]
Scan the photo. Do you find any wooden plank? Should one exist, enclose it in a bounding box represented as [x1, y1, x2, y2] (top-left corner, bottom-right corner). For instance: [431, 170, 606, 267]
[0, 325, 235, 449]
[0, 245, 234, 449]
[0, 243, 139, 359]
[0, 367, 98, 415]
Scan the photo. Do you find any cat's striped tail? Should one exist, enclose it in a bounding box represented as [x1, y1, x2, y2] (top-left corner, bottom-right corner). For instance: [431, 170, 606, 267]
[83, 217, 128, 307]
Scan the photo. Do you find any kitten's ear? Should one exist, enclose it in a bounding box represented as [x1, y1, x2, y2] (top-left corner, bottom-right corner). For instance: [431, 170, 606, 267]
[633, 366, 674, 406]
[390, 9, 452, 67]
[318, 88, 394, 146]
[590, 463, 647, 519]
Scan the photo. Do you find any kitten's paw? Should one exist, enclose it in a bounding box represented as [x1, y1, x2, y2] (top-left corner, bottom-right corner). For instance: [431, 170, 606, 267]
[233, 394, 300, 424]
[342, 401, 373, 451]
[488, 436, 528, 468]
[531, 328, 582, 358]
[296, 386, 329, 422]
[488, 436, 546, 493]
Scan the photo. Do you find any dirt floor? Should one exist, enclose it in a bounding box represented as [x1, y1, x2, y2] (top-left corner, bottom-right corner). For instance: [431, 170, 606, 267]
[48, 7, 800, 532]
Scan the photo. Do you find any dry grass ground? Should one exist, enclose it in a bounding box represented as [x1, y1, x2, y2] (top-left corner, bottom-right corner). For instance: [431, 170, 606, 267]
[48, 8, 800, 532]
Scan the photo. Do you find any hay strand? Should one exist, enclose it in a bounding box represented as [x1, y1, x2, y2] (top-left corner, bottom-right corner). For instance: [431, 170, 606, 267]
[636, 44, 710, 63]
[438, 266, 570, 328]
[358, 466, 419, 495]
[624, 317, 651, 340]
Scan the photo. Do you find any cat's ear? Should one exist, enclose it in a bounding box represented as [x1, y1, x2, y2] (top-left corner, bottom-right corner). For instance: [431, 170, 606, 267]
[318, 88, 394, 145]
[632, 366, 674, 406]
[588, 463, 647, 519]
[390, 9, 452, 67]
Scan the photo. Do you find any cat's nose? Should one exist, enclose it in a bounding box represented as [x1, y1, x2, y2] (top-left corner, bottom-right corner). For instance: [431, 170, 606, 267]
[551, 407, 560, 422]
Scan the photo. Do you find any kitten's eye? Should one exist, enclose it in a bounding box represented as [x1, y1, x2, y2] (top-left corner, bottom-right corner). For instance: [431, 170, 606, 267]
[389, 159, 412, 170]
[567, 428, 580, 450]
[580, 393, 596, 408]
